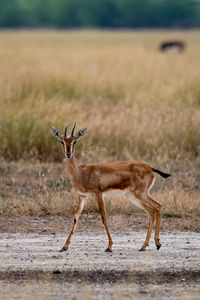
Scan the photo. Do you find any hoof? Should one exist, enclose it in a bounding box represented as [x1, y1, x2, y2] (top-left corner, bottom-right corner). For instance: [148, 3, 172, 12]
[105, 248, 112, 252]
[139, 248, 145, 251]
[59, 246, 67, 252]
[156, 244, 161, 250]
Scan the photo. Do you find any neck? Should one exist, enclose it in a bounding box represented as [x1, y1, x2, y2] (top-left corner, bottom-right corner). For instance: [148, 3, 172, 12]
[66, 154, 79, 182]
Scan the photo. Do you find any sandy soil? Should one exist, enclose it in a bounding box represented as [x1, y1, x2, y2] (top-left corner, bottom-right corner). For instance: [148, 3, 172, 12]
[0, 161, 200, 299]
[0, 230, 199, 299]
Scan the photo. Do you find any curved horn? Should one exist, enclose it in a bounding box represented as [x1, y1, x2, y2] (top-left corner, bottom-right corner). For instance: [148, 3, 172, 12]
[71, 122, 76, 137]
[64, 123, 70, 136]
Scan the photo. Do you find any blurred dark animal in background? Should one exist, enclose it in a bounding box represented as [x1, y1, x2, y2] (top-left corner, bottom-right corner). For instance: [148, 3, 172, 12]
[159, 40, 186, 52]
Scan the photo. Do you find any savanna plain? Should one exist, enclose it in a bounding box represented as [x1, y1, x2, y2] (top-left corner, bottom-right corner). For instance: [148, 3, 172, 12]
[0, 30, 200, 299]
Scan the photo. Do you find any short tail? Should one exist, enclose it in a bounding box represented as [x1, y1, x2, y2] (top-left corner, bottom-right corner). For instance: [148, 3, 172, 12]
[152, 168, 171, 178]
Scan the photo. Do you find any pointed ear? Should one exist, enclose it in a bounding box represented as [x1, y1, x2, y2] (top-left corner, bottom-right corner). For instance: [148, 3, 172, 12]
[75, 128, 86, 140]
[50, 125, 62, 141]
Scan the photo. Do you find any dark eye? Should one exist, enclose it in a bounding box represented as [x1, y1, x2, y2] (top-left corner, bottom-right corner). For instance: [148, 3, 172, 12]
[61, 141, 64, 146]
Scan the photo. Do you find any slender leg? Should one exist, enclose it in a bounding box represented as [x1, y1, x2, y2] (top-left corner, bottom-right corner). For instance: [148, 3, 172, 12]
[95, 192, 113, 252]
[139, 204, 155, 251]
[60, 194, 87, 252]
[127, 191, 156, 251]
[148, 197, 162, 250]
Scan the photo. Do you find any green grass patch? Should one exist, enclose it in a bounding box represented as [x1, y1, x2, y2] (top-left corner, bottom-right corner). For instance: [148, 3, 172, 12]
[162, 212, 182, 218]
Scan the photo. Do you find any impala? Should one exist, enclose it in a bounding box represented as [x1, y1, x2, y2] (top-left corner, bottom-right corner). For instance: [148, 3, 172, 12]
[51, 123, 170, 252]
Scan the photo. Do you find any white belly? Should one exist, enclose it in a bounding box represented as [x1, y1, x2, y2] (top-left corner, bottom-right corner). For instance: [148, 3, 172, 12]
[103, 189, 128, 198]
[103, 190, 143, 210]
[79, 190, 143, 210]
[126, 191, 143, 209]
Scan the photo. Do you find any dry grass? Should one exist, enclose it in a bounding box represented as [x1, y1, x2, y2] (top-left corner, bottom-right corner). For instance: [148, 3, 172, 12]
[0, 30, 200, 219]
[0, 160, 200, 222]
[0, 30, 200, 163]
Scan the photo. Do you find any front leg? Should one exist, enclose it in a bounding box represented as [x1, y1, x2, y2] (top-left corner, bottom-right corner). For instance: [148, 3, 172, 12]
[60, 194, 87, 252]
[95, 192, 113, 252]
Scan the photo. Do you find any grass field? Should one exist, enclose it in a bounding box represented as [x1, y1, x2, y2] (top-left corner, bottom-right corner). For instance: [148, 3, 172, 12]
[0, 30, 200, 219]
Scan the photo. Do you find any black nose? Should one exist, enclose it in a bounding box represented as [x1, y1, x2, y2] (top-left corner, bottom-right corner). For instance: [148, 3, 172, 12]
[66, 154, 71, 159]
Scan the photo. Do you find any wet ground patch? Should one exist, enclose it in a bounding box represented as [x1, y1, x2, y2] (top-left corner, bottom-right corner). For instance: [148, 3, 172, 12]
[0, 269, 200, 285]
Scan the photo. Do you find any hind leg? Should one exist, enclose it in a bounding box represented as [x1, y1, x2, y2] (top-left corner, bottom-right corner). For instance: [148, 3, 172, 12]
[127, 191, 156, 251]
[139, 204, 156, 251]
[148, 197, 162, 250]
[146, 175, 162, 250]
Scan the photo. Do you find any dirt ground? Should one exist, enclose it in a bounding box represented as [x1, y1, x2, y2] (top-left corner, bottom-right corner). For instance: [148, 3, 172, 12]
[0, 161, 200, 299]
[0, 228, 199, 299]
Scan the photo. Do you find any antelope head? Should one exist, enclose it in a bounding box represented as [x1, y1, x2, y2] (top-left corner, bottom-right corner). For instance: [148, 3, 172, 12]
[50, 122, 86, 159]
